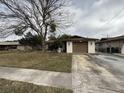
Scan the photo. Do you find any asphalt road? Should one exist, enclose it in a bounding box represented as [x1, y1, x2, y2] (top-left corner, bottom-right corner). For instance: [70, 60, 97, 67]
[93, 54, 124, 80]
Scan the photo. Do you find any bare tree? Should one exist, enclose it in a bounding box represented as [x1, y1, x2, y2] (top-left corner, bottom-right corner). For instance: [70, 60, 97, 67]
[0, 0, 69, 51]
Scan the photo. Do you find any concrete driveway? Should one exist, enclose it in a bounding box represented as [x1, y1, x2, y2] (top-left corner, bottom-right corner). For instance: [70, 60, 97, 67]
[72, 54, 124, 93]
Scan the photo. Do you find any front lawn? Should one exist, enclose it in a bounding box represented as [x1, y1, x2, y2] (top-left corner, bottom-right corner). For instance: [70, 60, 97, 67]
[0, 51, 72, 72]
[0, 79, 72, 93]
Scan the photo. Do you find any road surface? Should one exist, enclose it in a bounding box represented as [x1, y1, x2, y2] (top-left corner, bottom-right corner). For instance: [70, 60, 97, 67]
[93, 54, 124, 81]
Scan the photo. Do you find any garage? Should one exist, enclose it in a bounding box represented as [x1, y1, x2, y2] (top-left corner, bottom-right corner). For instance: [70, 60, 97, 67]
[66, 35, 96, 53]
[73, 42, 88, 53]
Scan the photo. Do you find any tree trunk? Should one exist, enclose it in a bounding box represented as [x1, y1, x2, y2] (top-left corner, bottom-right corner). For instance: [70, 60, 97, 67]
[42, 40, 46, 52]
[42, 25, 48, 52]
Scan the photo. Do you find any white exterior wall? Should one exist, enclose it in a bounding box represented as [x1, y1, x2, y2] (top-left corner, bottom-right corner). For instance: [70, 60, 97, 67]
[121, 44, 124, 54]
[88, 41, 95, 53]
[66, 41, 73, 53]
[17, 46, 32, 51]
[17, 46, 25, 51]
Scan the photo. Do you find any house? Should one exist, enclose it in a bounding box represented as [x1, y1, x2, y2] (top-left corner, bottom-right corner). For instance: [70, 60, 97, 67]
[0, 36, 97, 53]
[65, 36, 97, 53]
[96, 35, 124, 54]
[0, 41, 20, 50]
[47, 35, 97, 53]
[0, 41, 32, 51]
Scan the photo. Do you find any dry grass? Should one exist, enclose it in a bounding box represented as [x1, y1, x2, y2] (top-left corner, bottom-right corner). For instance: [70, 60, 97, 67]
[0, 51, 72, 72]
[0, 79, 73, 93]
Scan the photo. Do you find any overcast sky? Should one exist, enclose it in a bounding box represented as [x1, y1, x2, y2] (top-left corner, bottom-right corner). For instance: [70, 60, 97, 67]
[65, 0, 124, 38]
[1, 0, 124, 41]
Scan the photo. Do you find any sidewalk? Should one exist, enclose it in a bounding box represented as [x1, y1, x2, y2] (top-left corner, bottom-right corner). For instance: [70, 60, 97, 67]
[0, 67, 72, 89]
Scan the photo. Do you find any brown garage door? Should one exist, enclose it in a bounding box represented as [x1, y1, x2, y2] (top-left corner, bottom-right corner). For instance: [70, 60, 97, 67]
[73, 42, 88, 53]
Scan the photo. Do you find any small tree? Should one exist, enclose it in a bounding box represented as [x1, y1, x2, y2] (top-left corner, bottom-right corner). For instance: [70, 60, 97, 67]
[48, 34, 71, 51]
[19, 32, 42, 49]
[0, 0, 68, 52]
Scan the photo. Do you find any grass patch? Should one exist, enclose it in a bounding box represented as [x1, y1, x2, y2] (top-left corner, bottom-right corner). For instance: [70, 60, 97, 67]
[0, 51, 72, 72]
[0, 79, 73, 93]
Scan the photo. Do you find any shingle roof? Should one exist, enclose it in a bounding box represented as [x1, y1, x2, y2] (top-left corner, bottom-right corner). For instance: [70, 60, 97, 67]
[47, 35, 98, 43]
[98, 35, 124, 43]
[65, 36, 98, 42]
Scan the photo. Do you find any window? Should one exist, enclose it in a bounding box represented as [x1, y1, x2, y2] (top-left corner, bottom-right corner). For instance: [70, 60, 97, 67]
[90, 42, 93, 45]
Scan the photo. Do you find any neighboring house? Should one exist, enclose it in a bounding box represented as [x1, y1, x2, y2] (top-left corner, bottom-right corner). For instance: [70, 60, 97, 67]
[96, 35, 124, 54]
[0, 41, 32, 51]
[65, 36, 97, 53]
[122, 44, 124, 54]
[0, 42, 20, 50]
